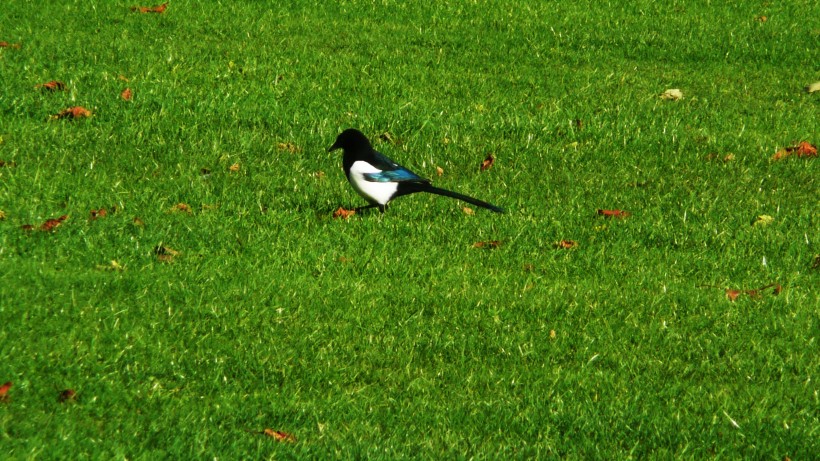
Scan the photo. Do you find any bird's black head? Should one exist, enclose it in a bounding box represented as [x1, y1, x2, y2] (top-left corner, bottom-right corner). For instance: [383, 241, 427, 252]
[328, 128, 372, 153]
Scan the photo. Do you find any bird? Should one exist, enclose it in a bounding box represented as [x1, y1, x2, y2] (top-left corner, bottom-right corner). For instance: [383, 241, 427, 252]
[328, 128, 504, 214]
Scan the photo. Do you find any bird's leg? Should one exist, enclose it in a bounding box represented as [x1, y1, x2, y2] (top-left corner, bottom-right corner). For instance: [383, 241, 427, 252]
[354, 204, 379, 213]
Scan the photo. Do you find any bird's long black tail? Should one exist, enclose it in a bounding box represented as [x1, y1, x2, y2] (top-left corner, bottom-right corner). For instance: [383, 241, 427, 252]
[419, 184, 504, 213]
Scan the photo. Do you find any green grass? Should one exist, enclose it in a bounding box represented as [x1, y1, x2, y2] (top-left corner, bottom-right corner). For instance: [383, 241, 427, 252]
[1, 0, 818, 458]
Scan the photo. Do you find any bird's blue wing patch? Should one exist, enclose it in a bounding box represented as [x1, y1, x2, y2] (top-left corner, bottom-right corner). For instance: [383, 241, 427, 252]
[362, 150, 429, 183]
[363, 168, 422, 183]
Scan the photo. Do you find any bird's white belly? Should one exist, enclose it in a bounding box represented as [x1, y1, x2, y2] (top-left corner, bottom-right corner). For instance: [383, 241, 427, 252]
[348, 161, 398, 206]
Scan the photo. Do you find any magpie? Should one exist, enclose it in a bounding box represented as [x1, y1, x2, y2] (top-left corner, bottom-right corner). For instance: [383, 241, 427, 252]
[328, 128, 504, 213]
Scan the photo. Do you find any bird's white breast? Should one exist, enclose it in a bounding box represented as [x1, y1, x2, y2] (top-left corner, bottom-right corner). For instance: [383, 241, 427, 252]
[348, 161, 399, 206]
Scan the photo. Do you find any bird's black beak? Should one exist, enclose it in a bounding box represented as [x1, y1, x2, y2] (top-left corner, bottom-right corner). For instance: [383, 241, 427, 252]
[327, 141, 340, 153]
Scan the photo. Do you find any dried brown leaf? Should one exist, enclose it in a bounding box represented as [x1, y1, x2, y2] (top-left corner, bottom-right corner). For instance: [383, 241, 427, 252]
[277, 142, 301, 153]
[90, 208, 108, 220]
[378, 132, 399, 145]
[597, 209, 631, 219]
[752, 215, 774, 227]
[228, 162, 240, 172]
[705, 153, 735, 162]
[462, 206, 475, 215]
[53, 106, 92, 120]
[58, 389, 77, 403]
[660, 88, 683, 100]
[473, 240, 502, 249]
[773, 141, 817, 160]
[480, 153, 495, 171]
[795, 141, 817, 157]
[131, 2, 168, 13]
[332, 207, 356, 219]
[170, 203, 192, 214]
[41, 215, 68, 231]
[121, 87, 133, 101]
[154, 245, 179, 262]
[36, 81, 67, 91]
[554, 239, 578, 249]
[263, 428, 296, 442]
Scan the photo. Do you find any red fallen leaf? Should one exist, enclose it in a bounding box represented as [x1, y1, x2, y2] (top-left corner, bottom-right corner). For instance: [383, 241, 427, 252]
[721, 282, 780, 301]
[773, 141, 817, 160]
[597, 209, 631, 218]
[0, 382, 11, 401]
[53, 106, 92, 119]
[332, 207, 356, 219]
[480, 153, 495, 171]
[58, 389, 77, 402]
[41, 215, 68, 231]
[121, 88, 133, 101]
[0, 42, 21, 49]
[90, 208, 108, 220]
[554, 239, 578, 249]
[131, 2, 168, 13]
[796, 141, 817, 157]
[36, 80, 67, 91]
[263, 429, 296, 442]
[473, 240, 502, 249]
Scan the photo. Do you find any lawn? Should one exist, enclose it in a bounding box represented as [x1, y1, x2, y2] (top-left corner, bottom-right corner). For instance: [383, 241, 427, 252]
[0, 0, 817, 459]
